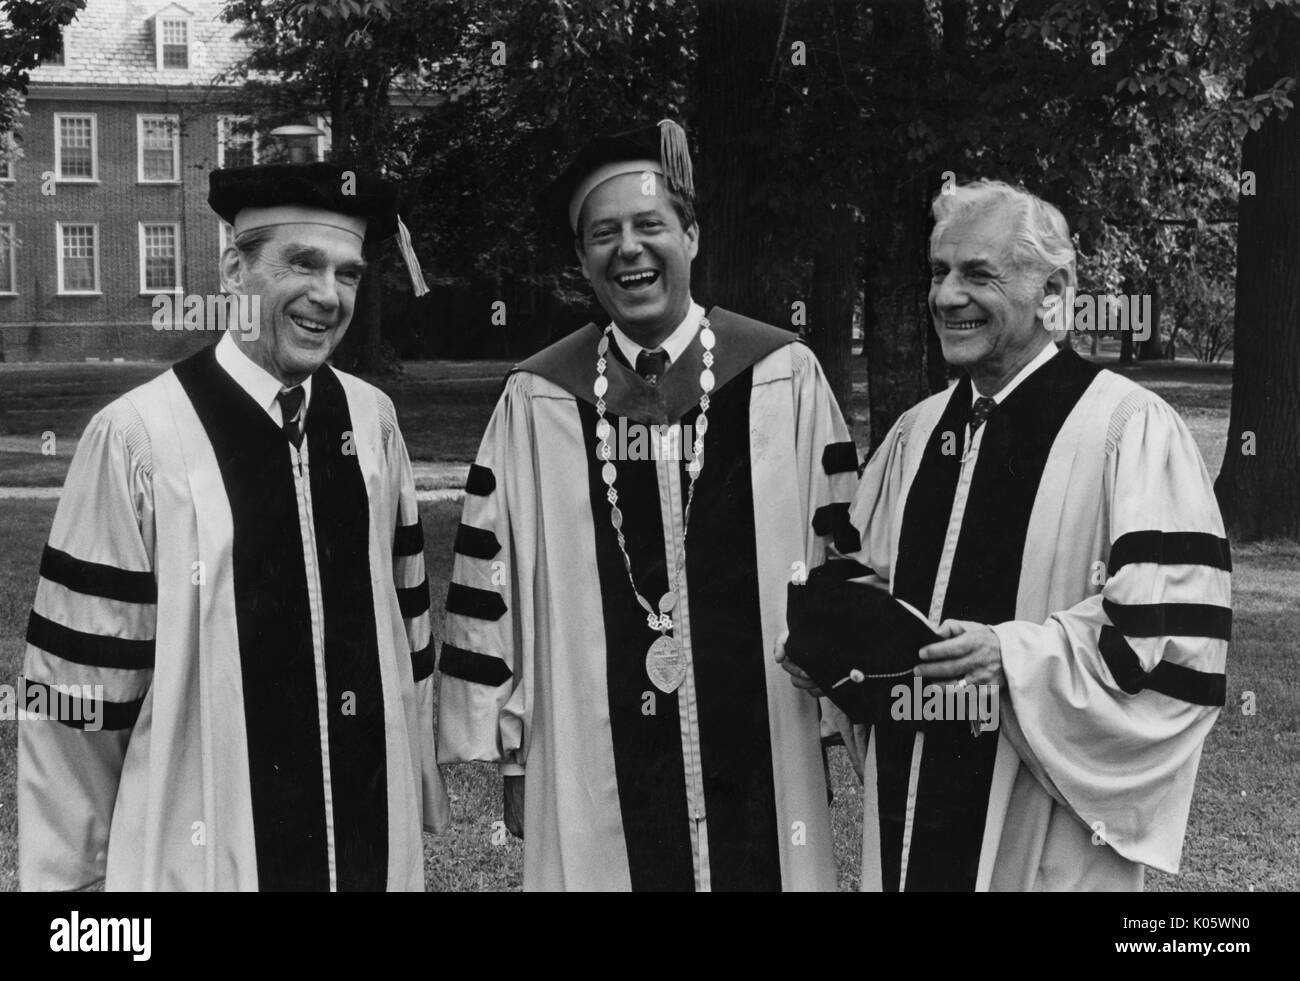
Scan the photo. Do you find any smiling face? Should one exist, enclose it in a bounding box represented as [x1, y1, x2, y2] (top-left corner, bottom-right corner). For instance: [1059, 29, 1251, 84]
[575, 172, 699, 348]
[220, 221, 367, 386]
[928, 203, 1063, 394]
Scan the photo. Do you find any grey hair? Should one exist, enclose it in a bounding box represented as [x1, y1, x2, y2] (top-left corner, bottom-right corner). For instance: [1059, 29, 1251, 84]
[930, 179, 1077, 289]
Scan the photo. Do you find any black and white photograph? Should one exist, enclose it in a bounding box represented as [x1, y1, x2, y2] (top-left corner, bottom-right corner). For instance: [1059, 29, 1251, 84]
[0, 0, 1293, 939]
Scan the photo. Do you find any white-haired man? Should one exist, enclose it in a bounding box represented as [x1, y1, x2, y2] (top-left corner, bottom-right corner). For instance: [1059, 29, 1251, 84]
[780, 179, 1230, 890]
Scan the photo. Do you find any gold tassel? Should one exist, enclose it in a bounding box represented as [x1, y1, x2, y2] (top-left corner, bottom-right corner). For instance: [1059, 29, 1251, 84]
[395, 216, 430, 298]
[658, 119, 694, 200]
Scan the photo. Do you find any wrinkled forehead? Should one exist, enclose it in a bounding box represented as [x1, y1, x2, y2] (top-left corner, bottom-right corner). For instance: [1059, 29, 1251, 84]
[253, 220, 367, 264]
[930, 203, 1019, 264]
[579, 171, 681, 229]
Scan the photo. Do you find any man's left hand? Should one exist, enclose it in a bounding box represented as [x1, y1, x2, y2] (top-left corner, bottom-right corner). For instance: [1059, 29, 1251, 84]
[917, 620, 1004, 689]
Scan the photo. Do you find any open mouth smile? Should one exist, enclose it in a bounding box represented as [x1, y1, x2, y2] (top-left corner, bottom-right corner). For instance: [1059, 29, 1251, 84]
[945, 319, 988, 331]
[613, 269, 660, 291]
[290, 314, 332, 334]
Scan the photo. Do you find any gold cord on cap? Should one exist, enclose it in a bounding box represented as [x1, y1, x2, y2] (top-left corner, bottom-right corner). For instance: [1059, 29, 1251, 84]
[395, 216, 430, 297]
[657, 119, 694, 200]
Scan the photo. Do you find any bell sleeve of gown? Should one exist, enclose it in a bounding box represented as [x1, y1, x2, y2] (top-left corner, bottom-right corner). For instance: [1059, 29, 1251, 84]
[818, 410, 915, 775]
[437, 373, 534, 777]
[18, 400, 158, 891]
[385, 403, 451, 834]
[992, 395, 1230, 873]
[791, 345, 861, 573]
[787, 347, 864, 747]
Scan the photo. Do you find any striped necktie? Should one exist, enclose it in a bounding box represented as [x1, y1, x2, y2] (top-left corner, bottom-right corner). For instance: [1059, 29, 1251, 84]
[277, 386, 306, 449]
[635, 349, 670, 386]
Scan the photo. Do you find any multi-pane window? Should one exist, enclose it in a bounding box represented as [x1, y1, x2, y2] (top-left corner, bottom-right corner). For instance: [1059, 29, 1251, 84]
[58, 223, 99, 293]
[161, 19, 189, 68]
[55, 114, 97, 180]
[0, 138, 13, 181]
[139, 115, 179, 182]
[0, 225, 15, 294]
[218, 116, 257, 169]
[140, 223, 181, 292]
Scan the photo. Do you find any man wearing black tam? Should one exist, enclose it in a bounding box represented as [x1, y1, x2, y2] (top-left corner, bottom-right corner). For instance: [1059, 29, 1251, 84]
[18, 162, 447, 891]
[437, 121, 857, 891]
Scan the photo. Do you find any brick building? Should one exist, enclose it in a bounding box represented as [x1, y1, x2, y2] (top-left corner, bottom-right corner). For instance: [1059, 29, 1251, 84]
[0, 0, 326, 362]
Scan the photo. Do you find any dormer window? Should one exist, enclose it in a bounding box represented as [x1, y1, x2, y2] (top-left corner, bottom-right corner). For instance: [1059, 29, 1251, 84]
[153, 7, 193, 70]
[161, 19, 188, 67]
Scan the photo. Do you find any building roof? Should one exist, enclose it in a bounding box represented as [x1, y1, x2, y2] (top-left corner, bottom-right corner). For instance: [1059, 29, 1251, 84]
[28, 0, 250, 90]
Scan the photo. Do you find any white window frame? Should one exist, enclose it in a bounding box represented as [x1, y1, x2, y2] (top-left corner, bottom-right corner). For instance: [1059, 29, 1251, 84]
[315, 114, 332, 161]
[217, 115, 258, 168]
[53, 112, 98, 183]
[156, 16, 191, 70]
[56, 222, 101, 295]
[0, 134, 15, 182]
[0, 224, 16, 295]
[138, 221, 183, 295]
[137, 114, 181, 183]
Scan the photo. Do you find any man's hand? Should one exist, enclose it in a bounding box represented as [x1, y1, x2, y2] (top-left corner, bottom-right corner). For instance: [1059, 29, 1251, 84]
[503, 774, 524, 840]
[774, 629, 824, 697]
[917, 619, 1004, 689]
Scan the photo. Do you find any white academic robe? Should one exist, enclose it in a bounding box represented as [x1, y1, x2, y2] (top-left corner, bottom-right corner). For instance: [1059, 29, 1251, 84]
[839, 346, 1229, 891]
[437, 308, 858, 891]
[19, 342, 449, 891]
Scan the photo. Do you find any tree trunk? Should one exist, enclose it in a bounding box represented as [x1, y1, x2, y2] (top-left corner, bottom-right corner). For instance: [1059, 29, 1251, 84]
[858, 1, 936, 450]
[694, 0, 788, 326]
[861, 170, 933, 451]
[808, 205, 857, 421]
[1215, 6, 1300, 539]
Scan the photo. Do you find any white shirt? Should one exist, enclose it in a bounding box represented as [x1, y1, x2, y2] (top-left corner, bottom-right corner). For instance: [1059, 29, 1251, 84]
[609, 300, 705, 370]
[965, 338, 1059, 455]
[214, 330, 313, 427]
[971, 338, 1058, 407]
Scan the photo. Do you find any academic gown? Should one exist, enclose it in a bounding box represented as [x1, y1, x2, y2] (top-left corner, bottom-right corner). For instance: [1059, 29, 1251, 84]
[837, 346, 1230, 890]
[19, 343, 450, 891]
[436, 308, 858, 891]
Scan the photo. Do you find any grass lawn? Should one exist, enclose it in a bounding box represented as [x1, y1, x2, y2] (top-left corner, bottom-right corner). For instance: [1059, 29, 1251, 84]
[0, 359, 509, 486]
[2, 496, 1295, 891]
[0, 352, 1231, 486]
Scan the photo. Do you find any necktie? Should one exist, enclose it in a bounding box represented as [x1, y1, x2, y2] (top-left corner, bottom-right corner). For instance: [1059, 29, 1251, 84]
[277, 386, 306, 449]
[969, 396, 997, 435]
[635, 349, 670, 386]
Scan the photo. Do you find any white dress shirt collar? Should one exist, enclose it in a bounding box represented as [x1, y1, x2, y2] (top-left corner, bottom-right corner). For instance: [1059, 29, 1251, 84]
[214, 330, 313, 424]
[609, 300, 705, 369]
[972, 337, 1058, 406]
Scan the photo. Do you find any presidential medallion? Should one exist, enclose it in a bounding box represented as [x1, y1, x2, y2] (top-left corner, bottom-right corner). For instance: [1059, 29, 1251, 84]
[646, 635, 687, 694]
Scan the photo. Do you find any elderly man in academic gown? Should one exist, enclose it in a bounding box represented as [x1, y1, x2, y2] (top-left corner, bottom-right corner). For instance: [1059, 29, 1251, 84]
[436, 121, 859, 891]
[782, 179, 1230, 891]
[19, 163, 449, 891]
